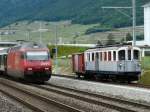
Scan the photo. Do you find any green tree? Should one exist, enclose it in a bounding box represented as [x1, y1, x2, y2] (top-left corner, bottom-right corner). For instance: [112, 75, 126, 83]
[96, 40, 103, 46]
[106, 33, 116, 45]
[126, 33, 132, 41]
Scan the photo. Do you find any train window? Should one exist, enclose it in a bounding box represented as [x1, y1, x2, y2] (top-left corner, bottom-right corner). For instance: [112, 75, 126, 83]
[0, 56, 1, 67]
[113, 51, 116, 61]
[118, 50, 125, 60]
[134, 50, 140, 60]
[128, 50, 131, 60]
[100, 52, 102, 61]
[108, 52, 111, 61]
[26, 51, 49, 61]
[95, 52, 99, 60]
[20, 53, 25, 59]
[92, 53, 94, 61]
[104, 52, 107, 61]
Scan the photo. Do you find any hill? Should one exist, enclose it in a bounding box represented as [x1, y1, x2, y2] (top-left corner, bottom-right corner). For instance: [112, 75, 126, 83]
[1, 21, 144, 44]
[0, 0, 149, 27]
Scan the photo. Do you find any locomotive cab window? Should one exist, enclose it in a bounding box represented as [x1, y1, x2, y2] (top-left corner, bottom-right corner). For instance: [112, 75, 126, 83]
[133, 50, 140, 60]
[118, 50, 125, 60]
[20, 52, 25, 59]
[26, 51, 49, 61]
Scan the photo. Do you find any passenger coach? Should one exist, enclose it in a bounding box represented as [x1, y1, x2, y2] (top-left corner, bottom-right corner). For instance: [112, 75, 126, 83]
[72, 45, 141, 82]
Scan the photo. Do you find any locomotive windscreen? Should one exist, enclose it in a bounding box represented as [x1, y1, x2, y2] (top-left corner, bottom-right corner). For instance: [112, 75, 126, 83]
[26, 51, 49, 61]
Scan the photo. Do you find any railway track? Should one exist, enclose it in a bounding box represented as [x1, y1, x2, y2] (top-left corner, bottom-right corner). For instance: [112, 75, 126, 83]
[52, 74, 150, 89]
[0, 78, 83, 112]
[33, 82, 150, 112]
[0, 77, 150, 112]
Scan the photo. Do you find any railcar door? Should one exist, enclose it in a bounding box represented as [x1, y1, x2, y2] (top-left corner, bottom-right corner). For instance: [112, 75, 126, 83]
[133, 49, 141, 72]
[118, 50, 126, 72]
[125, 49, 141, 72]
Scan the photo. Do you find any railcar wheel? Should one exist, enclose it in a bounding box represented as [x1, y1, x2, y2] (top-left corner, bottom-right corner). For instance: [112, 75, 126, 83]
[77, 74, 81, 79]
[94, 75, 99, 81]
[84, 74, 90, 79]
[127, 80, 131, 84]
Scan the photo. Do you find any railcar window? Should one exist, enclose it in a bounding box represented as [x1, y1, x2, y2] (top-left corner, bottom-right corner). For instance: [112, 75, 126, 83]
[0, 56, 1, 67]
[96, 53, 99, 60]
[108, 52, 111, 61]
[118, 50, 125, 60]
[100, 52, 102, 61]
[104, 52, 107, 61]
[128, 50, 131, 60]
[113, 51, 116, 61]
[92, 53, 94, 61]
[134, 50, 139, 60]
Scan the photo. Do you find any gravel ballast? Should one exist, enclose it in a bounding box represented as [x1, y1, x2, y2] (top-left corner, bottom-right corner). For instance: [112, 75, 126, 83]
[49, 76, 150, 104]
[0, 92, 33, 112]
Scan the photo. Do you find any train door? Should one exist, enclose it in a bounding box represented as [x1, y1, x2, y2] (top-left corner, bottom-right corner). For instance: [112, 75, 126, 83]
[126, 49, 135, 71]
[95, 52, 99, 71]
[133, 49, 141, 72]
[126, 49, 141, 72]
[78, 53, 85, 73]
[118, 50, 126, 72]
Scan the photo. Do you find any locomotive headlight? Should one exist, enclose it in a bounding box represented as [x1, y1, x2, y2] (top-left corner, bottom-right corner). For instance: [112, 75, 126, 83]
[45, 68, 49, 70]
[28, 68, 32, 71]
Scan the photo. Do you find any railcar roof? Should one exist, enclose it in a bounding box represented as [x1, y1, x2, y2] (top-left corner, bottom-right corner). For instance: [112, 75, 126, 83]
[85, 45, 139, 52]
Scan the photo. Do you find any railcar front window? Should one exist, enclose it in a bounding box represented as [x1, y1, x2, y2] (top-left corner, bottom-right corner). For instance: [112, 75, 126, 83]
[26, 51, 49, 61]
[92, 53, 94, 61]
[134, 50, 140, 60]
[128, 50, 131, 60]
[118, 50, 125, 60]
[113, 51, 116, 61]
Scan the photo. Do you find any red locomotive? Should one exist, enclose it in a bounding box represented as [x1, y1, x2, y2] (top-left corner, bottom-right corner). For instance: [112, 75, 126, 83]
[0, 42, 52, 82]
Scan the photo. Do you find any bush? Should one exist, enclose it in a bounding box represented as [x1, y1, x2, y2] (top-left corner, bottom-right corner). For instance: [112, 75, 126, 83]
[48, 45, 87, 58]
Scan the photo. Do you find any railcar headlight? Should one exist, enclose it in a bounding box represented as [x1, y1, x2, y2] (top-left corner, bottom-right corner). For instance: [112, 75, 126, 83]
[119, 64, 122, 66]
[27, 68, 32, 71]
[138, 64, 141, 67]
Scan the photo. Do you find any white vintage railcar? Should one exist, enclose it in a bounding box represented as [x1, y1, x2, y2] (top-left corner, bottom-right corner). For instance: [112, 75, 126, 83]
[84, 45, 141, 82]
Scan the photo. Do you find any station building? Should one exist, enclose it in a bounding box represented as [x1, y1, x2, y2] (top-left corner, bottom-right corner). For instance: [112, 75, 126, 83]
[136, 2, 150, 57]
